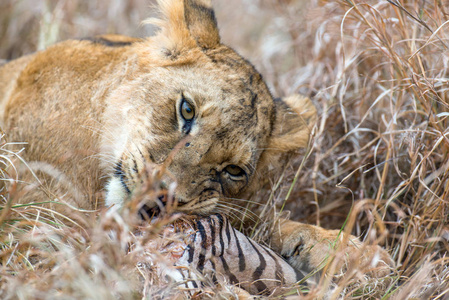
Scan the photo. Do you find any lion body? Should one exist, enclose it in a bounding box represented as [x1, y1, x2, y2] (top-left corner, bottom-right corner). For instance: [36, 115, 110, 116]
[0, 36, 140, 208]
[1, 21, 314, 210]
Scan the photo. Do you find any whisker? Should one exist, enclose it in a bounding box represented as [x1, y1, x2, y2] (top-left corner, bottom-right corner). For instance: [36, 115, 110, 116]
[215, 203, 258, 224]
[214, 206, 249, 225]
[224, 197, 267, 206]
[218, 201, 262, 220]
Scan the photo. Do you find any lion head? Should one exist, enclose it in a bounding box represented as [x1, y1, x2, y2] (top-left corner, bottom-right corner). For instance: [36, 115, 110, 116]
[101, 0, 316, 215]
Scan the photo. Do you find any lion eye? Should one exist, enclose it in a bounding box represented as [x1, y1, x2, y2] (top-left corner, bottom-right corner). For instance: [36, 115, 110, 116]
[180, 99, 195, 121]
[224, 165, 245, 178]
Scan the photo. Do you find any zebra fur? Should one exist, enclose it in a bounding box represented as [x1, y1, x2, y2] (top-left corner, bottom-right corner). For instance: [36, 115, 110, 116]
[167, 214, 304, 296]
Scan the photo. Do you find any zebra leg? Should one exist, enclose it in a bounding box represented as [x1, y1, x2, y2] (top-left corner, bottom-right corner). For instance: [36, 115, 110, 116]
[269, 219, 394, 278]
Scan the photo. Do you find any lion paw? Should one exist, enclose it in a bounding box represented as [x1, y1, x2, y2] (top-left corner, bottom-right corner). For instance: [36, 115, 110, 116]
[271, 220, 394, 279]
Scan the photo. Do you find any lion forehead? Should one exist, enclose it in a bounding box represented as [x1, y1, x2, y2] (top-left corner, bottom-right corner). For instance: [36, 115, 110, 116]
[137, 51, 274, 137]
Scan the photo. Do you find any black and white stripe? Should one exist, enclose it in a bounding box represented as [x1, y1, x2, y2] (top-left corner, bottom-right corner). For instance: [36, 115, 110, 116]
[169, 214, 304, 296]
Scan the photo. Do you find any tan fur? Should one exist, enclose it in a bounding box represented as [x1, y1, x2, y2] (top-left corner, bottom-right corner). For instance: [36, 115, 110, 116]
[270, 220, 394, 278]
[0, 0, 391, 282]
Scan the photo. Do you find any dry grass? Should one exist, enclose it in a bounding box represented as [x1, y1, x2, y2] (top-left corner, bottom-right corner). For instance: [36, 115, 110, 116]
[1, 0, 448, 299]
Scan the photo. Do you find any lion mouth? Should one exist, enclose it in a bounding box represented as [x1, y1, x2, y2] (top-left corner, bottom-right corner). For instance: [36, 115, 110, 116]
[175, 197, 219, 215]
[138, 192, 219, 220]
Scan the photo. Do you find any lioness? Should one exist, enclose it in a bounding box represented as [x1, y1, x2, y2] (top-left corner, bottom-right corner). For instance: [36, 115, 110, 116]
[0, 0, 392, 282]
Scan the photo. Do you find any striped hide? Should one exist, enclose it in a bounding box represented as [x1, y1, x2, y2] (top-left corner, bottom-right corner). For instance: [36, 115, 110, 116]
[165, 214, 304, 296]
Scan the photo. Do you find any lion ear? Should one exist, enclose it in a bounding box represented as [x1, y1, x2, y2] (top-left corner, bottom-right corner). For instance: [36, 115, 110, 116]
[183, 0, 220, 49]
[148, 0, 220, 55]
[244, 95, 316, 195]
[268, 95, 317, 152]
